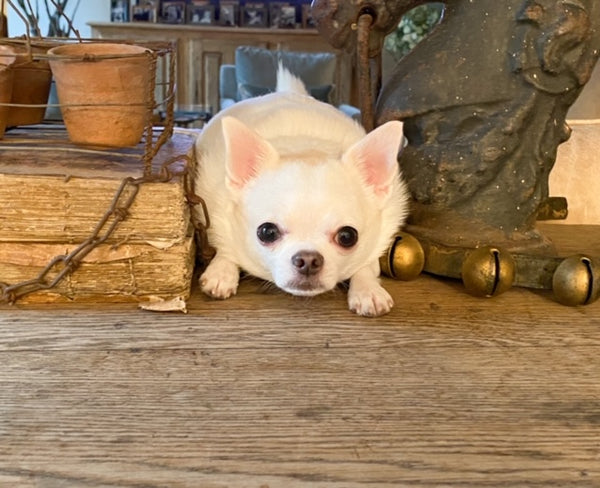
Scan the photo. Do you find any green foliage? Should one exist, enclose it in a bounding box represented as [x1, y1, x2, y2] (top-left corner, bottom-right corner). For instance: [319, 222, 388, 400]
[384, 3, 444, 60]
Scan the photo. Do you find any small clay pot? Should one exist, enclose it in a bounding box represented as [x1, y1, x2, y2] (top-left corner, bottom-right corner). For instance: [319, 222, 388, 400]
[0, 45, 18, 138]
[48, 42, 152, 147]
[6, 44, 53, 127]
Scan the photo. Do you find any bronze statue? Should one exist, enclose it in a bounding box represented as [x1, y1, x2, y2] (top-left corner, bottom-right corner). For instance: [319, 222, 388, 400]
[312, 0, 600, 303]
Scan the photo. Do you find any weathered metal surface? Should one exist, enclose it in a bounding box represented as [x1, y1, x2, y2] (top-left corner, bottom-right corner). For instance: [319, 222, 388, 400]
[536, 196, 569, 221]
[390, 233, 599, 304]
[312, 0, 433, 56]
[379, 231, 425, 281]
[316, 0, 599, 247]
[314, 0, 600, 301]
[384, 0, 599, 249]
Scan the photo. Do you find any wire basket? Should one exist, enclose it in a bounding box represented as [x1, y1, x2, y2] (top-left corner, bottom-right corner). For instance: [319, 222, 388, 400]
[0, 0, 176, 177]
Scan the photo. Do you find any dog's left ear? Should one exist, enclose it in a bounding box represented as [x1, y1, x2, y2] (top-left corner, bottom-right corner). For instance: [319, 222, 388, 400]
[343, 121, 404, 199]
[221, 116, 279, 190]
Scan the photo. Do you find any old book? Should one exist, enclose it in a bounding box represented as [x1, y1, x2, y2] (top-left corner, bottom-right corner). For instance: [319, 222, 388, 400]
[0, 126, 195, 244]
[0, 127, 199, 303]
[0, 236, 195, 303]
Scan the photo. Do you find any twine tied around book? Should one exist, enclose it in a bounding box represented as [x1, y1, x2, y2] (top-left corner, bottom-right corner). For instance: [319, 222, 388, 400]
[0, 154, 214, 304]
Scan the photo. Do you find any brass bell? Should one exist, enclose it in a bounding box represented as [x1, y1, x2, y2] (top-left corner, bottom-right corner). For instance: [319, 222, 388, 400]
[380, 231, 425, 281]
[552, 255, 600, 306]
[461, 246, 516, 297]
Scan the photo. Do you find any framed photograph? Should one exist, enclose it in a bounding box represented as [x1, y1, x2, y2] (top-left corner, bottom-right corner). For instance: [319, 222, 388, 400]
[242, 3, 267, 28]
[301, 3, 315, 29]
[131, 4, 157, 22]
[187, 3, 215, 24]
[161, 1, 186, 24]
[219, 1, 239, 27]
[111, 0, 129, 22]
[269, 2, 296, 28]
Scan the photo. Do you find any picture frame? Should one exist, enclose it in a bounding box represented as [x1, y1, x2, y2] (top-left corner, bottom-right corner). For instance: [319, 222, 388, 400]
[111, 0, 129, 22]
[187, 3, 215, 25]
[242, 3, 267, 28]
[269, 2, 296, 29]
[219, 1, 239, 27]
[131, 4, 157, 22]
[161, 1, 186, 24]
[301, 3, 315, 29]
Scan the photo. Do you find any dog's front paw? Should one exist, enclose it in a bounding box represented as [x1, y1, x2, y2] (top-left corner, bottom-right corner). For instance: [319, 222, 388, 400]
[199, 256, 240, 299]
[348, 283, 394, 317]
[348, 264, 394, 317]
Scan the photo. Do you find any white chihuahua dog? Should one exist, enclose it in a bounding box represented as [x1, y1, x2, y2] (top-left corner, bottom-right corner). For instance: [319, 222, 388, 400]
[194, 67, 409, 316]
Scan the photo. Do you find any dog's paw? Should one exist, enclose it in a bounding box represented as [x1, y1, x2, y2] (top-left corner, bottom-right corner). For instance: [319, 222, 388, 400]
[348, 283, 394, 317]
[348, 264, 394, 317]
[199, 257, 240, 299]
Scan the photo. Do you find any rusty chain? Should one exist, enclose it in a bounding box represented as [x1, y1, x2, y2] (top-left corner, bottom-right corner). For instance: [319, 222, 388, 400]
[0, 154, 213, 305]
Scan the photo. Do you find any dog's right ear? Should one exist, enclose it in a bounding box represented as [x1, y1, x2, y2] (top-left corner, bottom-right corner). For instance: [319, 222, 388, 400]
[342, 120, 403, 202]
[221, 116, 279, 190]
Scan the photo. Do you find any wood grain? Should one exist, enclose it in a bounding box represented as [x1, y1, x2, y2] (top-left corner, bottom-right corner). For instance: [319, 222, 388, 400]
[0, 224, 599, 487]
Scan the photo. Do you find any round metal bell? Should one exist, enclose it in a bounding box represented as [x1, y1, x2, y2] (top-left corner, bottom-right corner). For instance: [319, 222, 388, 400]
[552, 255, 600, 306]
[461, 246, 516, 297]
[380, 231, 425, 281]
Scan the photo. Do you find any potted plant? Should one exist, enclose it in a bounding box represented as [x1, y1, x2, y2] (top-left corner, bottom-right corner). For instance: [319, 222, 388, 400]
[47, 41, 154, 147]
[2, 0, 81, 126]
[0, 44, 17, 137]
[6, 0, 155, 147]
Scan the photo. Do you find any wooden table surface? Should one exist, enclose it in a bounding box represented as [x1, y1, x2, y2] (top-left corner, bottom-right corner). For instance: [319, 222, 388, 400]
[1, 224, 599, 487]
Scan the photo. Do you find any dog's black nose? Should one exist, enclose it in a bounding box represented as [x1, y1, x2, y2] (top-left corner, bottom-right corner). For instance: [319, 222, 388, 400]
[292, 251, 324, 276]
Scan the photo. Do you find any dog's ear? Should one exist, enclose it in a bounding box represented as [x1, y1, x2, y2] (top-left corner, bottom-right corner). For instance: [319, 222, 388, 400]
[222, 116, 279, 190]
[342, 121, 404, 199]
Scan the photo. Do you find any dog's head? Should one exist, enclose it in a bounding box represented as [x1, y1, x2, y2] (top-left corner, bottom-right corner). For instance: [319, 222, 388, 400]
[221, 116, 407, 296]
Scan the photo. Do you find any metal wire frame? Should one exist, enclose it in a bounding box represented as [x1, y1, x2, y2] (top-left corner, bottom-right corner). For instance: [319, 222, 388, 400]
[0, 37, 176, 177]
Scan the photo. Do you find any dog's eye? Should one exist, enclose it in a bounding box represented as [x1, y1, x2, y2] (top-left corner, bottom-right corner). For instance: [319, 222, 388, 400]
[257, 222, 281, 244]
[335, 226, 358, 248]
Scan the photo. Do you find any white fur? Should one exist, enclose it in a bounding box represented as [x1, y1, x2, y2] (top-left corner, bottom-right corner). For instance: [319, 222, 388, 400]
[194, 70, 409, 316]
[275, 62, 309, 95]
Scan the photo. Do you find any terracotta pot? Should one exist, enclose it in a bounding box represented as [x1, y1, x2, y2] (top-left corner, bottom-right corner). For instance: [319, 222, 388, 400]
[6, 44, 53, 127]
[48, 42, 152, 147]
[0, 45, 17, 138]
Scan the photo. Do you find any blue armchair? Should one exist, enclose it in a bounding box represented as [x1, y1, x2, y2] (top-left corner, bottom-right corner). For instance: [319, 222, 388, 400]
[219, 46, 360, 120]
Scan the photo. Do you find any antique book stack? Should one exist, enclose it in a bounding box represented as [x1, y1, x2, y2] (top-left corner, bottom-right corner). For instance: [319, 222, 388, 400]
[0, 127, 198, 304]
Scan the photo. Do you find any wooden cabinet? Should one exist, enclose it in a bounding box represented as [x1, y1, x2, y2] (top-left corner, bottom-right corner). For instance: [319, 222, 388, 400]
[89, 22, 355, 114]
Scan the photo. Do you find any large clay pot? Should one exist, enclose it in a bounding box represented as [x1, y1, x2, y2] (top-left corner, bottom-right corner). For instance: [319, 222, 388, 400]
[0, 45, 17, 138]
[47, 42, 152, 147]
[6, 43, 53, 127]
